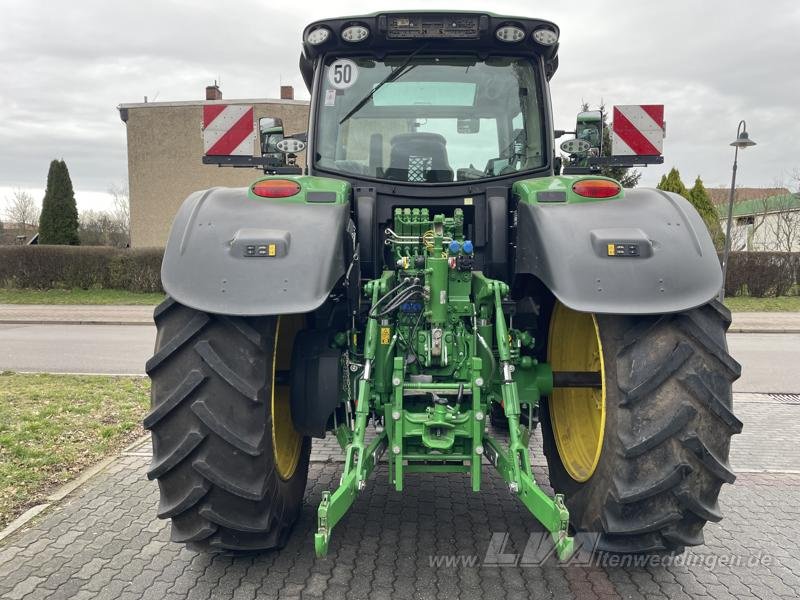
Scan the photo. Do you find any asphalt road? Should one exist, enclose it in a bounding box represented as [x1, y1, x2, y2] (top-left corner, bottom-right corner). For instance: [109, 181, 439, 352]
[0, 323, 157, 375]
[1, 323, 797, 393]
[727, 333, 800, 393]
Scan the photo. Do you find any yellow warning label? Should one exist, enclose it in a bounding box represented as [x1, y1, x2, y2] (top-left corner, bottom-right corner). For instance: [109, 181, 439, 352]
[268, 244, 277, 257]
[380, 327, 391, 345]
[607, 243, 616, 256]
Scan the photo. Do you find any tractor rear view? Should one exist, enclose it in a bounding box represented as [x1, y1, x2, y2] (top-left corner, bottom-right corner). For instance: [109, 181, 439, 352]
[145, 11, 741, 560]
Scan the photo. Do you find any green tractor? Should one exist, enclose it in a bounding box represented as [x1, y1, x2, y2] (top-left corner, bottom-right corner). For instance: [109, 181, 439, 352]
[145, 12, 741, 559]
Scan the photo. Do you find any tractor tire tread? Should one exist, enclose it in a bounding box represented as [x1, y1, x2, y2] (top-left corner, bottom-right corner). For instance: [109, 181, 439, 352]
[190, 399, 265, 456]
[146, 312, 210, 374]
[542, 300, 740, 555]
[620, 341, 693, 405]
[170, 509, 218, 543]
[619, 402, 696, 458]
[143, 369, 206, 430]
[147, 300, 310, 552]
[146, 429, 205, 480]
[194, 340, 261, 402]
[612, 463, 691, 504]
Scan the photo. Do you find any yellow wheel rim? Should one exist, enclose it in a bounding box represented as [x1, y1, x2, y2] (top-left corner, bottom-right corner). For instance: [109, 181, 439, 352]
[271, 315, 304, 480]
[547, 302, 606, 482]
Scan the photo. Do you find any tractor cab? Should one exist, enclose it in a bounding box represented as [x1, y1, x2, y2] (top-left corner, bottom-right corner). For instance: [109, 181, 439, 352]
[292, 12, 559, 185]
[262, 12, 562, 280]
[307, 52, 548, 184]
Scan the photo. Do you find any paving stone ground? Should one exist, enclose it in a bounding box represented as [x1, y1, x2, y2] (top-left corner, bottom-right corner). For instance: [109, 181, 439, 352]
[1, 395, 799, 599]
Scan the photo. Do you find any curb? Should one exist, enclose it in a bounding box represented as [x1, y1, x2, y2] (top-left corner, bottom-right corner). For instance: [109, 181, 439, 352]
[728, 328, 800, 334]
[0, 504, 51, 543]
[0, 319, 151, 326]
[0, 434, 151, 544]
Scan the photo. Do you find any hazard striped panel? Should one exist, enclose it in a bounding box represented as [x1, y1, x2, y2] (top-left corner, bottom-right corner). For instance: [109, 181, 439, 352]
[611, 105, 665, 156]
[202, 105, 255, 156]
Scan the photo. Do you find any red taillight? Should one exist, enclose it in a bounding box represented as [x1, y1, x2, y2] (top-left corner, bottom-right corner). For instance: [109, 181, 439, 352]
[572, 179, 621, 199]
[251, 179, 301, 198]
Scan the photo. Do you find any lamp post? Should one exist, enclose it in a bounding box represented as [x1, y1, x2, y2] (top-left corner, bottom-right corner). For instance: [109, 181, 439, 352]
[719, 120, 756, 302]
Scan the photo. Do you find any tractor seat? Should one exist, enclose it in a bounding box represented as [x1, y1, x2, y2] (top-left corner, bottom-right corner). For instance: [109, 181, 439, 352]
[384, 133, 453, 183]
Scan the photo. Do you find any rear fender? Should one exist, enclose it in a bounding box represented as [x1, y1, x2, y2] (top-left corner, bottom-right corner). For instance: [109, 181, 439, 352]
[514, 178, 721, 314]
[161, 176, 350, 316]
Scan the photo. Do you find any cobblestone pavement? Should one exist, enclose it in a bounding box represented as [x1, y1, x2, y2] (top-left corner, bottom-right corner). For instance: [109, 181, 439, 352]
[1, 395, 799, 600]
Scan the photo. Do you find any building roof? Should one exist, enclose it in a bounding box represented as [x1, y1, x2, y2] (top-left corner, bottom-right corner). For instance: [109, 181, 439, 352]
[117, 97, 309, 110]
[723, 193, 800, 218]
[708, 187, 791, 205]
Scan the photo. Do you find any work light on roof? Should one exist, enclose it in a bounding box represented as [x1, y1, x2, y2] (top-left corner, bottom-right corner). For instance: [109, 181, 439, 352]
[495, 25, 525, 43]
[306, 27, 331, 45]
[342, 25, 369, 42]
[532, 27, 558, 46]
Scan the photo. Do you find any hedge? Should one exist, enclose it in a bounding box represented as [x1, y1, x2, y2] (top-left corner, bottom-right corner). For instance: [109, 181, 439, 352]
[723, 252, 799, 298]
[0, 246, 163, 293]
[0, 246, 796, 298]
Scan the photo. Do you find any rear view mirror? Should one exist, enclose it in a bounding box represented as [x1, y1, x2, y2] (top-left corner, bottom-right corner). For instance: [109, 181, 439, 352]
[457, 118, 480, 134]
[485, 158, 510, 177]
[575, 110, 603, 151]
[259, 117, 307, 171]
[260, 117, 287, 168]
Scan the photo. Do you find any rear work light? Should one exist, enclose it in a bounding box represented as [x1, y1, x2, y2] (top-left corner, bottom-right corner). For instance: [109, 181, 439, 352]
[306, 27, 330, 45]
[572, 179, 621, 199]
[342, 24, 369, 42]
[532, 27, 558, 46]
[495, 25, 525, 43]
[251, 179, 301, 198]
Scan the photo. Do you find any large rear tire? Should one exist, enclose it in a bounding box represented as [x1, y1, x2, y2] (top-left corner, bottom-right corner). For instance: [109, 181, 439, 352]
[144, 298, 310, 551]
[542, 300, 742, 554]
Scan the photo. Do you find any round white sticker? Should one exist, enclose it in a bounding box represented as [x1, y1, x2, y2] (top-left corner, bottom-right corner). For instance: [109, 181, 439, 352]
[327, 59, 359, 90]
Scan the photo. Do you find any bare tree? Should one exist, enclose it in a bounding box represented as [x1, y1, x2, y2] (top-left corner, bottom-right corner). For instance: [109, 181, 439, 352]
[4, 188, 40, 232]
[726, 176, 800, 252]
[765, 194, 800, 252]
[791, 168, 800, 191]
[742, 195, 769, 251]
[726, 184, 768, 251]
[108, 184, 130, 246]
[79, 208, 129, 247]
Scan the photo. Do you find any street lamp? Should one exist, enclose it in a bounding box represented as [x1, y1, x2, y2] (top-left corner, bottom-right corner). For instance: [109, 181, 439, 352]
[719, 120, 756, 302]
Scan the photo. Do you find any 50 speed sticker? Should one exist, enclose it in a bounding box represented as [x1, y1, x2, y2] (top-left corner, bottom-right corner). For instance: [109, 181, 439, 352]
[328, 58, 358, 89]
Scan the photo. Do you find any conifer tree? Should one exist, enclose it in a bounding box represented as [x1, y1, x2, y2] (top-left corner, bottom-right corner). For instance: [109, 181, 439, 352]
[688, 175, 725, 250]
[657, 168, 724, 250]
[656, 167, 689, 197]
[38, 159, 80, 245]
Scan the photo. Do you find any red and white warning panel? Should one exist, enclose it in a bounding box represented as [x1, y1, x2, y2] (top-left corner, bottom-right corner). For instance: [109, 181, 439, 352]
[611, 105, 665, 156]
[202, 105, 255, 156]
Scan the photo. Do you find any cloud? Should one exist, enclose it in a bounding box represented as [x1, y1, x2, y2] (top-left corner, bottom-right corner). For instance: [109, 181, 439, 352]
[0, 0, 798, 211]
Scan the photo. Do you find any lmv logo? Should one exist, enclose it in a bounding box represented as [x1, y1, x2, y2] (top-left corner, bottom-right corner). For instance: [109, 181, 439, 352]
[483, 531, 602, 567]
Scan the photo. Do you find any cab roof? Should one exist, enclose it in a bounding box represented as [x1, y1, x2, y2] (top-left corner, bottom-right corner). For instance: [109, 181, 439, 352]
[298, 11, 560, 91]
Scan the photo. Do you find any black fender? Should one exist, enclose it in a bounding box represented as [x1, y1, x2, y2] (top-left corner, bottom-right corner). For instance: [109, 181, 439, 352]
[514, 189, 722, 314]
[161, 187, 349, 316]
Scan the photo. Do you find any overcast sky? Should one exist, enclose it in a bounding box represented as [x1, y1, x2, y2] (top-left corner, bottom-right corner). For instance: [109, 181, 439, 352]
[1, 0, 798, 214]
